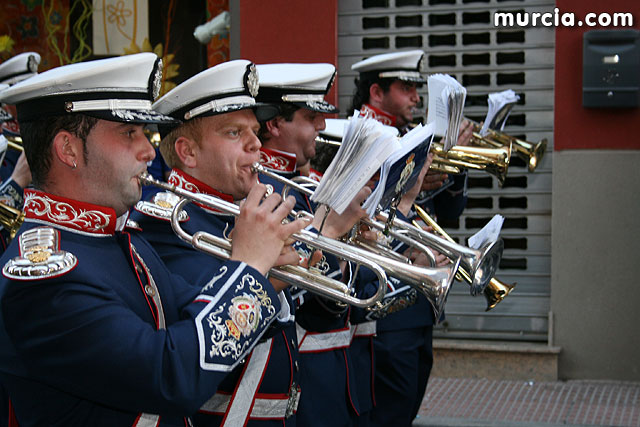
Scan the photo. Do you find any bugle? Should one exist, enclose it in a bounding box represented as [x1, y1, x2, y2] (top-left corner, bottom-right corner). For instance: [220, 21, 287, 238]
[468, 120, 547, 172]
[138, 171, 389, 308]
[314, 135, 512, 184]
[413, 204, 515, 310]
[252, 163, 468, 320]
[0, 202, 25, 241]
[430, 141, 512, 186]
[258, 161, 499, 294]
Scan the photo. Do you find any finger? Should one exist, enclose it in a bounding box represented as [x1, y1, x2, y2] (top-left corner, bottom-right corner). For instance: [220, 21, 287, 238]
[309, 249, 324, 267]
[259, 192, 283, 212]
[273, 195, 296, 221]
[281, 216, 311, 237]
[283, 236, 297, 246]
[274, 246, 301, 267]
[353, 186, 372, 206]
[244, 183, 268, 208]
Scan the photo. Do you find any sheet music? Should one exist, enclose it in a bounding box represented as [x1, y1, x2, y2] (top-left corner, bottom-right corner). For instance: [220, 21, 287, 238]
[311, 112, 399, 214]
[468, 214, 504, 249]
[480, 89, 520, 136]
[362, 122, 435, 217]
[426, 74, 466, 151]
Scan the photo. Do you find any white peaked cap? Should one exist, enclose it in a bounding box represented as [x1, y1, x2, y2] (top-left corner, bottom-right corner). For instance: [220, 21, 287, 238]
[153, 59, 277, 122]
[256, 63, 338, 114]
[0, 53, 176, 124]
[0, 52, 41, 85]
[351, 49, 425, 83]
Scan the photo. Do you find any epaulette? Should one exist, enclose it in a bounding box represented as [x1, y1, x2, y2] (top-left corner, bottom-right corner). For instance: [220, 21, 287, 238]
[134, 191, 189, 222]
[3, 226, 77, 280]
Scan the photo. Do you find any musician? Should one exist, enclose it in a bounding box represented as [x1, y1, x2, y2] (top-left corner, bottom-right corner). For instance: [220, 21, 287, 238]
[131, 59, 316, 426]
[256, 63, 372, 426]
[0, 53, 305, 426]
[0, 53, 39, 253]
[350, 50, 472, 426]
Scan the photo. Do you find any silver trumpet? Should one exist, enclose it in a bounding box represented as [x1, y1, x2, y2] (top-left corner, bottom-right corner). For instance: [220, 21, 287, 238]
[251, 163, 462, 320]
[138, 171, 388, 308]
[378, 210, 503, 296]
[253, 162, 501, 296]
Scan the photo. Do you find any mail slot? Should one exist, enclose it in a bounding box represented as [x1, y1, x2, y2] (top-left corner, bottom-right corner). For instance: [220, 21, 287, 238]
[583, 29, 640, 108]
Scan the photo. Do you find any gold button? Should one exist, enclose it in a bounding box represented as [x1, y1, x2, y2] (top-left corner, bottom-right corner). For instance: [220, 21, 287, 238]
[145, 285, 155, 297]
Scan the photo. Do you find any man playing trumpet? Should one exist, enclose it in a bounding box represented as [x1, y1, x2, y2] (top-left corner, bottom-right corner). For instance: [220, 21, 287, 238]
[131, 59, 322, 426]
[256, 62, 378, 426]
[0, 53, 305, 425]
[351, 49, 473, 426]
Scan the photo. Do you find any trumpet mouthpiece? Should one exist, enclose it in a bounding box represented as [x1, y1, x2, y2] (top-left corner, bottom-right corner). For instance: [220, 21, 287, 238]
[138, 171, 152, 185]
[251, 162, 263, 174]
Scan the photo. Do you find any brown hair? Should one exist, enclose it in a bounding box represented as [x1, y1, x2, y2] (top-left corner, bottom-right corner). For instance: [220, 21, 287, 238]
[158, 117, 204, 169]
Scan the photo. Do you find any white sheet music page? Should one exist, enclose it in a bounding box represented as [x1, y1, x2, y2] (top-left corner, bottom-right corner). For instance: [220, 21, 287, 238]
[480, 89, 520, 136]
[311, 112, 399, 214]
[426, 74, 466, 151]
[468, 214, 504, 249]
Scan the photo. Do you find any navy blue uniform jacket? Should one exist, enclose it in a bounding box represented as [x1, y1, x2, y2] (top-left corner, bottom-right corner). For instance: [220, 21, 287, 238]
[0, 189, 282, 426]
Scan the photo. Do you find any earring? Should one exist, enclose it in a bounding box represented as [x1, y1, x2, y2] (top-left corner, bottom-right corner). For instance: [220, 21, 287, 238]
[72, 161, 77, 169]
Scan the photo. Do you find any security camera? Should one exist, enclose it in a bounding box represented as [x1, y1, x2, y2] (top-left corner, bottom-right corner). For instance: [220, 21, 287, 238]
[194, 11, 230, 44]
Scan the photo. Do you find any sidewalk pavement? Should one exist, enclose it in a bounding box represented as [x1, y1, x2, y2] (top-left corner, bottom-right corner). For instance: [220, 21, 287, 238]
[414, 377, 640, 427]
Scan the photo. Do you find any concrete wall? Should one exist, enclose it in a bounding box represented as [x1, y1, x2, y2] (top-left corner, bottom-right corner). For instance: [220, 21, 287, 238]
[553, 0, 640, 380]
[552, 151, 640, 380]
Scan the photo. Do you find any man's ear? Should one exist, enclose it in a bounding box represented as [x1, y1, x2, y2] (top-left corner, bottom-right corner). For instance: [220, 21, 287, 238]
[264, 117, 281, 138]
[51, 130, 83, 169]
[174, 136, 198, 168]
[369, 83, 385, 105]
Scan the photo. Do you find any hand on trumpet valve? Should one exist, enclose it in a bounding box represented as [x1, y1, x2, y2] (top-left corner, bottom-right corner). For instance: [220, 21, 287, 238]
[231, 183, 311, 277]
[403, 246, 448, 267]
[311, 186, 372, 239]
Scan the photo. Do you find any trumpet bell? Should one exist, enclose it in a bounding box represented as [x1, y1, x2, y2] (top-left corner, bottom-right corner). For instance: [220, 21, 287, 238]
[469, 239, 504, 296]
[423, 257, 460, 322]
[484, 277, 516, 311]
[521, 137, 547, 172]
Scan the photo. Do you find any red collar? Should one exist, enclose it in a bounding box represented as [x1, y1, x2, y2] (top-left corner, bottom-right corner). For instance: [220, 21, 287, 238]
[23, 189, 122, 235]
[360, 104, 397, 127]
[168, 169, 235, 204]
[259, 148, 297, 173]
[308, 168, 323, 182]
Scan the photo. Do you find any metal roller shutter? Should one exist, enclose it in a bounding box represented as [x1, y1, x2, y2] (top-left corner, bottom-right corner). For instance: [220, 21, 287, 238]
[337, 0, 554, 342]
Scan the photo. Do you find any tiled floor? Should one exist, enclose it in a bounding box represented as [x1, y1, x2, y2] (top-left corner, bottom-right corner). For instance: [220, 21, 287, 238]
[415, 377, 640, 426]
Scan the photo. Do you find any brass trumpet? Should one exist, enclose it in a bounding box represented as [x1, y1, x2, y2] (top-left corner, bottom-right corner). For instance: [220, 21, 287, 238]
[0, 202, 25, 241]
[469, 121, 547, 172]
[138, 171, 395, 308]
[413, 204, 515, 310]
[430, 141, 512, 187]
[314, 135, 512, 185]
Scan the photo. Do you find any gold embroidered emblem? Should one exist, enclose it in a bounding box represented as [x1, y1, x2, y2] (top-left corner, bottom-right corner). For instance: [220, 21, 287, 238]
[226, 319, 241, 340]
[155, 200, 172, 209]
[26, 249, 50, 263]
[227, 295, 261, 340]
